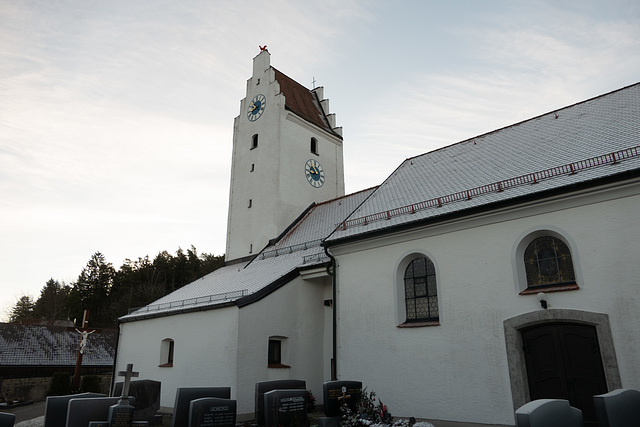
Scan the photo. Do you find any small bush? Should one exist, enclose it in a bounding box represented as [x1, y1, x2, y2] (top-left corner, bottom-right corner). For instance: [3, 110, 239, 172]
[80, 375, 102, 393]
[48, 372, 72, 396]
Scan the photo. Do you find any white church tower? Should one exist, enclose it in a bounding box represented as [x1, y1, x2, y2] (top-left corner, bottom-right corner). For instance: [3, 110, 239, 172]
[226, 50, 345, 261]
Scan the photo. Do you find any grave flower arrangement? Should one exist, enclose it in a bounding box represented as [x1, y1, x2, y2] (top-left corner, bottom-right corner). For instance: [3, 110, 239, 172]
[340, 388, 405, 427]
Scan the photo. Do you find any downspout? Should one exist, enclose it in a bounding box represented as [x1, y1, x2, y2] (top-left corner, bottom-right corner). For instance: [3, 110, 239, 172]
[324, 245, 337, 380]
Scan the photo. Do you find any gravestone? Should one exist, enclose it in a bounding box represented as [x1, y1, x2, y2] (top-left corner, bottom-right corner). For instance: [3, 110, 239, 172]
[44, 392, 105, 427]
[66, 396, 135, 427]
[263, 389, 308, 427]
[593, 388, 640, 427]
[254, 379, 305, 426]
[170, 387, 231, 427]
[515, 399, 582, 427]
[188, 397, 236, 427]
[0, 412, 16, 427]
[113, 380, 161, 423]
[322, 380, 362, 417]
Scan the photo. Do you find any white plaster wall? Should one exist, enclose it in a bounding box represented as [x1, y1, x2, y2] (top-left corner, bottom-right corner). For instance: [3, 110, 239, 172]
[116, 306, 239, 409]
[235, 275, 332, 417]
[332, 184, 640, 425]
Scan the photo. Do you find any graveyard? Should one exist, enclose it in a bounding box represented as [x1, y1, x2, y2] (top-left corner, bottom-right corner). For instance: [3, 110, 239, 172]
[3, 361, 640, 427]
[1, 365, 440, 427]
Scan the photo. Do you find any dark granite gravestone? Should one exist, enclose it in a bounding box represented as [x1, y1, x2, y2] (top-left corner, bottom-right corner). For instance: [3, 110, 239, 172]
[254, 379, 305, 426]
[188, 398, 236, 427]
[170, 387, 231, 427]
[44, 392, 105, 427]
[593, 388, 640, 427]
[0, 412, 16, 427]
[515, 399, 582, 427]
[263, 389, 308, 427]
[322, 380, 362, 417]
[113, 380, 161, 423]
[66, 396, 135, 427]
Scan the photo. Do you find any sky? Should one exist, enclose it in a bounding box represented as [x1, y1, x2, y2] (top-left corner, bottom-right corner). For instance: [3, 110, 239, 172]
[1, 0, 639, 321]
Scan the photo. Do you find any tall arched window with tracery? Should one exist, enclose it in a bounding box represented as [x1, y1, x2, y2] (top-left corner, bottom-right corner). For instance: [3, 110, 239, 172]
[524, 236, 576, 289]
[404, 256, 438, 322]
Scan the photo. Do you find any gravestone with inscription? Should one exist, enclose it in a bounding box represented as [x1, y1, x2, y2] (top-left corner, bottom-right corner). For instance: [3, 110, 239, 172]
[255, 379, 306, 426]
[322, 380, 362, 417]
[170, 387, 231, 427]
[66, 396, 135, 427]
[188, 397, 236, 427]
[263, 389, 308, 427]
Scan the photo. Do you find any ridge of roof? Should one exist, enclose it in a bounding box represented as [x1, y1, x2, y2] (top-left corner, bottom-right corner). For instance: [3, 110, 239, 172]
[407, 81, 640, 162]
[327, 81, 640, 242]
[273, 67, 342, 139]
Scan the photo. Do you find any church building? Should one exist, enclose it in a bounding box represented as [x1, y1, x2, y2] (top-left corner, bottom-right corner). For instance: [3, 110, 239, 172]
[115, 50, 640, 426]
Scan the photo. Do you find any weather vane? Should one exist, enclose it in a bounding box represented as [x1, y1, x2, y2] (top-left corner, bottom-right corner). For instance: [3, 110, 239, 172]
[259, 45, 268, 52]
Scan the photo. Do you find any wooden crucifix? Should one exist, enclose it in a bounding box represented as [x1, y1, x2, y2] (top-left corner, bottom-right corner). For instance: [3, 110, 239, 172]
[117, 363, 139, 398]
[71, 310, 97, 389]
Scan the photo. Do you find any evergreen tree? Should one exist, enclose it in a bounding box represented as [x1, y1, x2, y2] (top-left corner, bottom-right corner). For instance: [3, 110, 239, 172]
[33, 278, 70, 321]
[68, 252, 115, 327]
[9, 295, 35, 323]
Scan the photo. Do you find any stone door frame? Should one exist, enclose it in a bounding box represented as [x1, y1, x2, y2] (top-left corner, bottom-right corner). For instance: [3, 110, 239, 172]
[504, 309, 622, 411]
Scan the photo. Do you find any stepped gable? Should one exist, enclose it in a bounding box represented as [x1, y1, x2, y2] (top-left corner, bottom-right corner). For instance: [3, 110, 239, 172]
[273, 68, 341, 138]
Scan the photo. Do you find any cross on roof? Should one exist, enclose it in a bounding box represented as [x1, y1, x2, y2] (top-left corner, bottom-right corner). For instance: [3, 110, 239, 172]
[117, 363, 139, 397]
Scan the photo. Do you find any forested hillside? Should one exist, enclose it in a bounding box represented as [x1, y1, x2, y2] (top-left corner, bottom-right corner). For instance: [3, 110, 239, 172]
[8, 246, 224, 327]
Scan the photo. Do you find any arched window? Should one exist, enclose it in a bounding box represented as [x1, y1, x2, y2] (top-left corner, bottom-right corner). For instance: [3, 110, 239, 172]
[251, 134, 258, 149]
[160, 338, 174, 367]
[404, 257, 438, 322]
[524, 236, 576, 289]
[310, 137, 318, 155]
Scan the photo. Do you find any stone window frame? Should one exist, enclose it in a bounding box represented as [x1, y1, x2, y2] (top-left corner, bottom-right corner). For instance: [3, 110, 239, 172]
[159, 338, 174, 367]
[395, 251, 440, 328]
[512, 227, 582, 295]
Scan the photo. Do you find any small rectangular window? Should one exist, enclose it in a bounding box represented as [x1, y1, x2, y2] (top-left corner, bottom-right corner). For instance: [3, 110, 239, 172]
[310, 138, 318, 155]
[251, 134, 259, 149]
[268, 339, 281, 365]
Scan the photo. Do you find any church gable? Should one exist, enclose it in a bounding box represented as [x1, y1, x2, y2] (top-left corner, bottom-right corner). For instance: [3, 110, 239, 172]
[273, 68, 341, 138]
[328, 82, 640, 243]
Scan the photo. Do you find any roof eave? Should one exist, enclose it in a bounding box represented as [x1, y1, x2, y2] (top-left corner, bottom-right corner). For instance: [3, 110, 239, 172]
[325, 169, 640, 248]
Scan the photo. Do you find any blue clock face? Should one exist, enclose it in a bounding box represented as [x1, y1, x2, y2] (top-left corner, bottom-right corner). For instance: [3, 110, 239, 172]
[305, 159, 325, 188]
[247, 94, 266, 121]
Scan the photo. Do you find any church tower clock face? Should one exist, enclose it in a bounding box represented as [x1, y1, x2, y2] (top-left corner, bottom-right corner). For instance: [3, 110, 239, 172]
[305, 159, 325, 188]
[247, 94, 266, 121]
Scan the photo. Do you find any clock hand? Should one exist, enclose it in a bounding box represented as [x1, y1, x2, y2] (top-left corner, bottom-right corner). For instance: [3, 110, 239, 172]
[249, 102, 256, 112]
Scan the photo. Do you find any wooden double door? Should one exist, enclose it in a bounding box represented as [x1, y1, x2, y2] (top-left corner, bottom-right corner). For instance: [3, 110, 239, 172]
[522, 323, 608, 425]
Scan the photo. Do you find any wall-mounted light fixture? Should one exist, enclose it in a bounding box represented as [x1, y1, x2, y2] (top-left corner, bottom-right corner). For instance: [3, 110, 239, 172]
[537, 292, 548, 309]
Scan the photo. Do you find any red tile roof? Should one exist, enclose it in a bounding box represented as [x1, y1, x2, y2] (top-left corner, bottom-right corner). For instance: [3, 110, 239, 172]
[273, 68, 342, 139]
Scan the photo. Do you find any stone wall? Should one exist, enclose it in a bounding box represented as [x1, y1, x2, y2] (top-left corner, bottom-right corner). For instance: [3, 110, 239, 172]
[1, 373, 113, 402]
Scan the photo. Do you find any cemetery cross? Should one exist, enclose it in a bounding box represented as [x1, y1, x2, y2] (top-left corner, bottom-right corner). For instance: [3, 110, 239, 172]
[117, 364, 139, 398]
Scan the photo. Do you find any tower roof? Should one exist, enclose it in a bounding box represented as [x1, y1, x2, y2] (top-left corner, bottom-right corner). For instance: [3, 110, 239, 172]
[273, 68, 342, 139]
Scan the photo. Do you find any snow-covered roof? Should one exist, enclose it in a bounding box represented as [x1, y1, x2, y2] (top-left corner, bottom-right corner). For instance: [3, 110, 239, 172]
[326, 82, 640, 243]
[120, 188, 375, 321]
[0, 324, 116, 366]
